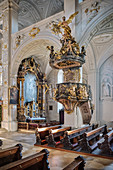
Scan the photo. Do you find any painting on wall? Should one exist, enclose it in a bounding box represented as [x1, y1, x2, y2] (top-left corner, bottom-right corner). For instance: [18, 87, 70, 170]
[9, 86, 19, 104]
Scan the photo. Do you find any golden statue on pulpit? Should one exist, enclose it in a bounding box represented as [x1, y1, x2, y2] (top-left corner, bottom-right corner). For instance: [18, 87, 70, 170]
[49, 11, 79, 39]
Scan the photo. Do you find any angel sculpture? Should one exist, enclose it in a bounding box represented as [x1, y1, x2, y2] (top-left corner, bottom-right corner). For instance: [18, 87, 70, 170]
[49, 11, 79, 39]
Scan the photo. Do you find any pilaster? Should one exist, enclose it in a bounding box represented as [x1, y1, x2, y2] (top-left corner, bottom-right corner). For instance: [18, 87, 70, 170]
[1, 0, 19, 131]
[88, 69, 99, 125]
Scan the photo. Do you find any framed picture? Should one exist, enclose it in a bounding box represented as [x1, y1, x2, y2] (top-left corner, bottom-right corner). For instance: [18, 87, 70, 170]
[9, 86, 19, 104]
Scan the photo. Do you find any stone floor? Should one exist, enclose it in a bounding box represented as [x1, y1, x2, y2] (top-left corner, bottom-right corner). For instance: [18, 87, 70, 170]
[0, 128, 113, 170]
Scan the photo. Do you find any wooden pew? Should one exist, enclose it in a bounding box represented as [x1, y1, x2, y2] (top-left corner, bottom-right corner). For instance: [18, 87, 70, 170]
[49, 121, 60, 126]
[0, 139, 3, 149]
[62, 125, 93, 150]
[0, 144, 23, 167]
[63, 156, 85, 170]
[18, 122, 39, 131]
[35, 125, 62, 145]
[98, 130, 113, 155]
[0, 149, 50, 170]
[79, 125, 107, 153]
[46, 127, 71, 147]
[18, 122, 60, 130]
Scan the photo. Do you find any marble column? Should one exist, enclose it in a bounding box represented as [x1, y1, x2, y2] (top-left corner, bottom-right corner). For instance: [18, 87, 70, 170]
[1, 0, 19, 131]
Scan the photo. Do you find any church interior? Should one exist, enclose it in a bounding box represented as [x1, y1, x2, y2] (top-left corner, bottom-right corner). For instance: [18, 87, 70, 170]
[0, 0, 113, 169]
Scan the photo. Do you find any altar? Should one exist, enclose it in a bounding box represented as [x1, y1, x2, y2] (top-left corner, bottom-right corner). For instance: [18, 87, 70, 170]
[17, 57, 48, 122]
[26, 117, 46, 123]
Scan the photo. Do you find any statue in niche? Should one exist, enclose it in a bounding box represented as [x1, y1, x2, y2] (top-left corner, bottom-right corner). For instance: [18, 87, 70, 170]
[102, 78, 111, 97]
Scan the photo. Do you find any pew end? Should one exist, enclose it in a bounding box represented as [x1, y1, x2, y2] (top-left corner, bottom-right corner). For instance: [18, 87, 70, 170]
[98, 130, 113, 156]
[63, 155, 86, 170]
[0, 149, 50, 170]
[0, 140, 3, 149]
[0, 143, 23, 167]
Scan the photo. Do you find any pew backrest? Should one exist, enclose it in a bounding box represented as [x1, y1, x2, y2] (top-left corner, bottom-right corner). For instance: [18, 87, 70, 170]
[85, 125, 107, 141]
[63, 156, 85, 170]
[35, 125, 62, 139]
[0, 149, 50, 170]
[104, 130, 113, 143]
[0, 144, 23, 167]
[66, 125, 92, 139]
[51, 127, 71, 137]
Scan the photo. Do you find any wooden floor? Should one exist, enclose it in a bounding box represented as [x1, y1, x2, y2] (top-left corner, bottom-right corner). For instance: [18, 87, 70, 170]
[0, 128, 113, 170]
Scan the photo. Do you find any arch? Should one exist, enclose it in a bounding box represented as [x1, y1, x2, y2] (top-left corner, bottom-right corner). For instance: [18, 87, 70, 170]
[79, 8, 113, 46]
[11, 33, 61, 79]
[98, 44, 113, 70]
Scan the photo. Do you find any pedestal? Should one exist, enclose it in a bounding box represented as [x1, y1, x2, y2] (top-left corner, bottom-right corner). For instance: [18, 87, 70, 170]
[1, 120, 17, 131]
[64, 107, 83, 129]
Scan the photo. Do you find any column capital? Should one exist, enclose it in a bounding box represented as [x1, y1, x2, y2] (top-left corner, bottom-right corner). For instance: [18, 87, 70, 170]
[0, 0, 19, 11]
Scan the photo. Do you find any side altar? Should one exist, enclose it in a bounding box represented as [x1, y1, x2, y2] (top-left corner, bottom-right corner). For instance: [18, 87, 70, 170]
[17, 57, 48, 122]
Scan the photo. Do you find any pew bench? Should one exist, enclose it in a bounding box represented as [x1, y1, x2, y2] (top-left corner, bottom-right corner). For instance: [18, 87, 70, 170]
[62, 125, 93, 150]
[63, 156, 85, 170]
[0, 149, 50, 170]
[0, 144, 23, 167]
[0, 139, 3, 149]
[79, 125, 107, 153]
[98, 130, 113, 155]
[18, 122, 39, 131]
[46, 127, 71, 147]
[35, 125, 62, 145]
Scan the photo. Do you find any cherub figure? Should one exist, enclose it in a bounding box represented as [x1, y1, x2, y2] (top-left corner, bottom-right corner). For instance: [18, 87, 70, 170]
[81, 46, 86, 55]
[47, 46, 55, 59]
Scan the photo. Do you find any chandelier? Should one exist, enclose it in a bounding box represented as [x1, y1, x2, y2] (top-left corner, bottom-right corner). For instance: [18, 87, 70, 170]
[47, 12, 93, 115]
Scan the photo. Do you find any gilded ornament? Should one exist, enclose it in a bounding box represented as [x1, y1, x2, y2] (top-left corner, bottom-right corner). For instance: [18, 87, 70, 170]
[4, 26, 8, 32]
[4, 44, 7, 49]
[48, 12, 93, 117]
[29, 27, 40, 38]
[15, 34, 25, 48]
[85, 1, 101, 23]
[4, 81, 7, 85]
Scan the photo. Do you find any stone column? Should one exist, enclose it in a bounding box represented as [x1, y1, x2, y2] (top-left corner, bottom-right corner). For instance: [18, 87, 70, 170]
[1, 0, 19, 131]
[42, 83, 46, 117]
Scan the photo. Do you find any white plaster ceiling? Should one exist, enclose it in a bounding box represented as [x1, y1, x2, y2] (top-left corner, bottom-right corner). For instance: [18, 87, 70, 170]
[85, 33, 113, 72]
[18, 0, 64, 30]
[0, 0, 64, 30]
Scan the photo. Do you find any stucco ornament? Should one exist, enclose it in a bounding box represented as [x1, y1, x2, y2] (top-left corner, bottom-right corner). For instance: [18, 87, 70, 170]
[29, 27, 40, 38]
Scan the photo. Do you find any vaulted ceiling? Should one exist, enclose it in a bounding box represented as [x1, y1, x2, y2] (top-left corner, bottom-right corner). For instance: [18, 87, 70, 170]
[18, 0, 64, 30]
[0, 0, 64, 30]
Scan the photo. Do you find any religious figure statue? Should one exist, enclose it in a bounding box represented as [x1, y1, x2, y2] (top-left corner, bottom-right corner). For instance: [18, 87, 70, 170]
[47, 46, 55, 59]
[48, 11, 87, 60]
[49, 11, 79, 39]
[103, 83, 110, 97]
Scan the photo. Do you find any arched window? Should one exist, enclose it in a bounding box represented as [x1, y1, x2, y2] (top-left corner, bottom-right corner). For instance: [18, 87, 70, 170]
[57, 70, 63, 112]
[79, 0, 83, 3]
